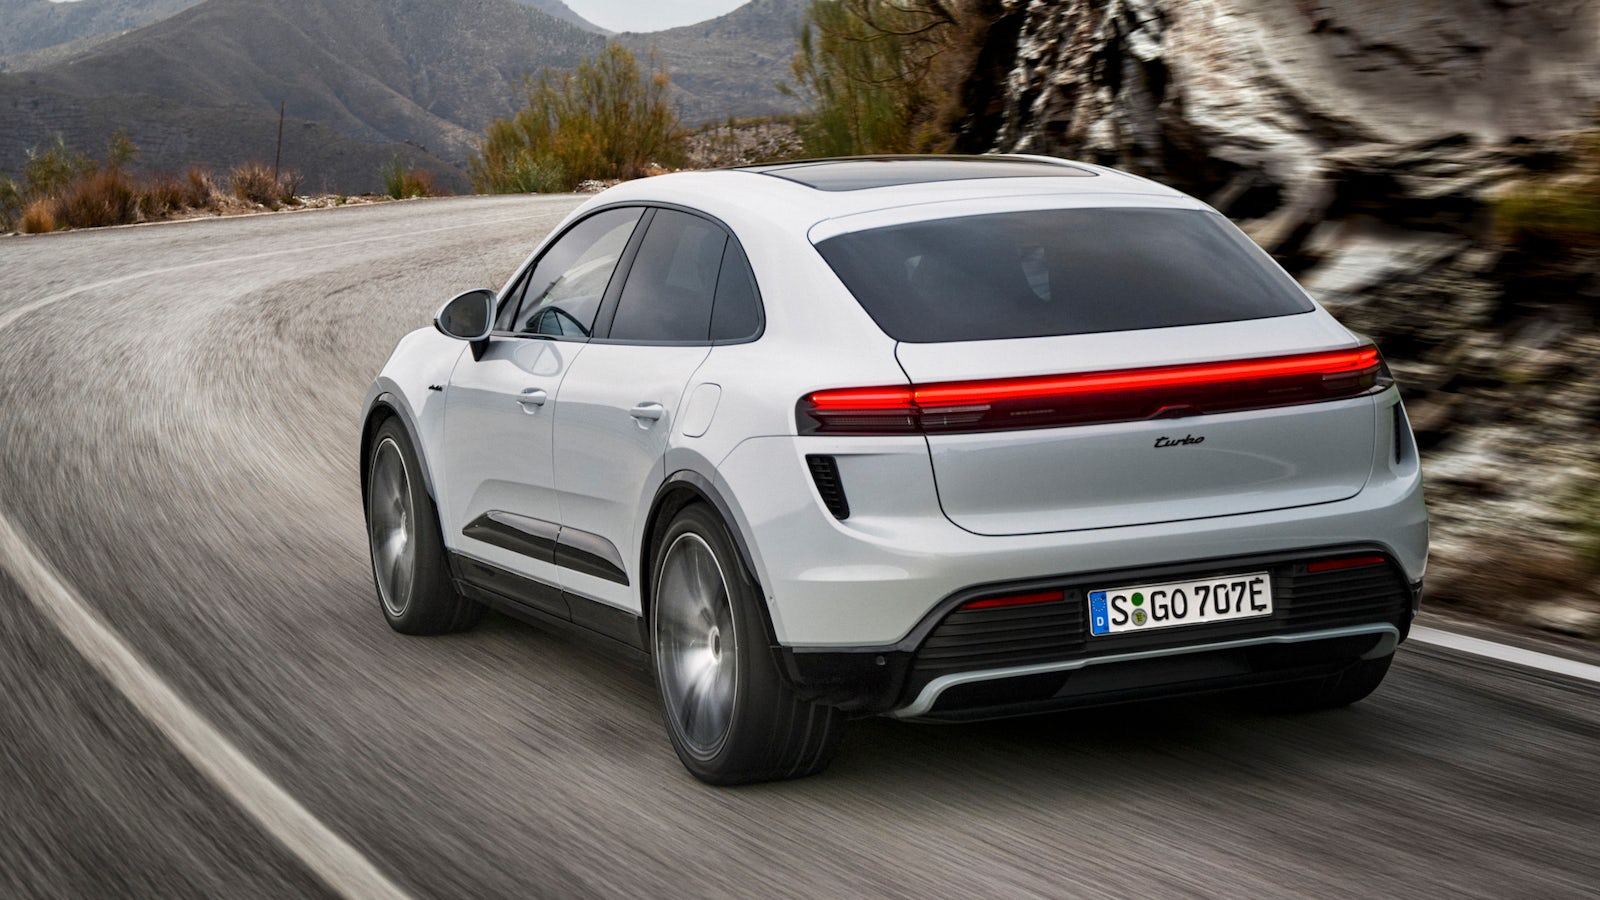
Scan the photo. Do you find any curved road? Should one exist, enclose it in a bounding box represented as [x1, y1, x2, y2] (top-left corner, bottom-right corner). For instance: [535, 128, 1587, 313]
[2, 197, 1597, 898]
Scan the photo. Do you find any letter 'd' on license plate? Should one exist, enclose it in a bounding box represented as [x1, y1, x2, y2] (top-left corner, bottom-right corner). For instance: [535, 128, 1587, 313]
[1089, 572, 1272, 636]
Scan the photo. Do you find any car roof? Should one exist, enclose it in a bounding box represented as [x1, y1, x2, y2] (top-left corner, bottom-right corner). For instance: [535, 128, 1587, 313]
[587, 156, 1196, 234]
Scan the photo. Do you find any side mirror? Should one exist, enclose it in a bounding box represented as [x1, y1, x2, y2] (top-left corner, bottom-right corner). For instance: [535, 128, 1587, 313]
[433, 289, 495, 342]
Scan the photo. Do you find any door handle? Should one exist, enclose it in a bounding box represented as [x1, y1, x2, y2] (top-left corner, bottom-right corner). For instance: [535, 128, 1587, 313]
[516, 388, 548, 410]
[630, 402, 666, 422]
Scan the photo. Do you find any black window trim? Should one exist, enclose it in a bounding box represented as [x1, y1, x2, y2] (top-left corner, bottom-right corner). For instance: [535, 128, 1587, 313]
[489, 204, 651, 343]
[588, 201, 767, 348]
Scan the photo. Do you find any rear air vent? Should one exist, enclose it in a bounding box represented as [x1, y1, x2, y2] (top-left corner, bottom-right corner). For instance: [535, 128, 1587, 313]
[805, 455, 850, 520]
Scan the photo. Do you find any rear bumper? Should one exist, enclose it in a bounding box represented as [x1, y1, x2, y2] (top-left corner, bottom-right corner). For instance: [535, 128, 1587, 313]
[776, 547, 1418, 717]
[718, 434, 1427, 648]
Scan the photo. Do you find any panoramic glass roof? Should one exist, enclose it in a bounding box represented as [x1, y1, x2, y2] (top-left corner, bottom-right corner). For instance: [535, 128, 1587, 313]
[743, 157, 1097, 191]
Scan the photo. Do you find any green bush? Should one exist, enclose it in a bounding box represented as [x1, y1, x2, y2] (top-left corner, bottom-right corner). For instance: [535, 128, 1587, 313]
[23, 134, 96, 197]
[471, 43, 684, 193]
[786, 1, 982, 157]
[0, 179, 21, 231]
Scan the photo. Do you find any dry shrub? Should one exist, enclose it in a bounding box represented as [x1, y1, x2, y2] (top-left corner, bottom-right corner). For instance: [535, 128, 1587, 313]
[185, 165, 217, 209]
[230, 162, 299, 207]
[21, 198, 57, 233]
[53, 168, 137, 228]
[138, 165, 217, 217]
[381, 158, 442, 199]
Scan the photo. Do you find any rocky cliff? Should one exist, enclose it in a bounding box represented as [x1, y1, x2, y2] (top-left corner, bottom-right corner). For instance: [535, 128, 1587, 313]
[984, 0, 1600, 636]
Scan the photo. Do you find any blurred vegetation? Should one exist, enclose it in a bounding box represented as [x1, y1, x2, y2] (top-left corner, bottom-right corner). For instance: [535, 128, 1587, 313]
[1494, 131, 1600, 252]
[1, 132, 236, 232]
[228, 162, 301, 209]
[471, 43, 684, 194]
[381, 155, 442, 199]
[785, 0, 997, 156]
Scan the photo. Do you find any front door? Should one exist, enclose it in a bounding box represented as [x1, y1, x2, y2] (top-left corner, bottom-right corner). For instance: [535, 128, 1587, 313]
[438, 206, 644, 606]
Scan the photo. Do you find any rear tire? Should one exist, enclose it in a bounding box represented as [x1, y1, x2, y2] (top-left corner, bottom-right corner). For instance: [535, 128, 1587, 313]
[651, 503, 842, 785]
[365, 419, 481, 635]
[1247, 653, 1393, 713]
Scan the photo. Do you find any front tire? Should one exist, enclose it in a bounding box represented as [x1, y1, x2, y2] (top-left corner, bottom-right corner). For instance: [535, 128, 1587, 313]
[365, 419, 481, 635]
[651, 504, 841, 785]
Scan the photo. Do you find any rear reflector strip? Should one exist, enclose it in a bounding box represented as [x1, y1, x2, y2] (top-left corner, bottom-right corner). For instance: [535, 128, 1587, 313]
[799, 345, 1385, 435]
[1307, 556, 1388, 574]
[962, 591, 1065, 611]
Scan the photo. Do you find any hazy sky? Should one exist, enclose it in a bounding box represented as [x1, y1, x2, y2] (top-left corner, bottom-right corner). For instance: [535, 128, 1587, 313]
[562, 1, 749, 33]
[43, 0, 753, 33]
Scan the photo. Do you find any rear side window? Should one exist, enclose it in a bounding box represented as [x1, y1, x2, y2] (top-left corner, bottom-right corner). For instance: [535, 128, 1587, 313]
[609, 209, 728, 342]
[710, 240, 761, 342]
[814, 208, 1313, 343]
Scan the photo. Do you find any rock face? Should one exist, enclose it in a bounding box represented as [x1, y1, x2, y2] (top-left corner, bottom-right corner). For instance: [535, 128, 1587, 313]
[984, 1, 1600, 637]
[993, 0, 1600, 248]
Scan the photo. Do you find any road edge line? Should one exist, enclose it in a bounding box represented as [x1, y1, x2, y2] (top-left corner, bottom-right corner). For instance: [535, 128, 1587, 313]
[0, 511, 413, 900]
[1410, 625, 1600, 684]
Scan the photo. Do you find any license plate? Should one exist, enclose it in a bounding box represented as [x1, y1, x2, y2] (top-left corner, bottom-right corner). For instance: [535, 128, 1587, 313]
[1089, 572, 1272, 636]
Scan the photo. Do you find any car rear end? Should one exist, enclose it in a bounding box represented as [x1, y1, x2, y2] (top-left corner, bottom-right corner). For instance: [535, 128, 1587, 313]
[703, 170, 1426, 720]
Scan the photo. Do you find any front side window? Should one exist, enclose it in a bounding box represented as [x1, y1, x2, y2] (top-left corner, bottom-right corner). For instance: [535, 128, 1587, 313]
[502, 206, 644, 337]
[815, 208, 1314, 343]
[608, 209, 729, 343]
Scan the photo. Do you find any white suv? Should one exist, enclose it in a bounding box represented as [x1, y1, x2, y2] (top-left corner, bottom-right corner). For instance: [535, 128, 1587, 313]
[361, 157, 1428, 784]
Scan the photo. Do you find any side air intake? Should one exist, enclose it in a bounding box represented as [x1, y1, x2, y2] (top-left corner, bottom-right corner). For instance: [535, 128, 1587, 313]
[805, 455, 851, 520]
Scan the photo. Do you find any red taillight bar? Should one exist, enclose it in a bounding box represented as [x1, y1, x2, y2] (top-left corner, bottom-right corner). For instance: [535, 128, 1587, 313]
[799, 345, 1386, 435]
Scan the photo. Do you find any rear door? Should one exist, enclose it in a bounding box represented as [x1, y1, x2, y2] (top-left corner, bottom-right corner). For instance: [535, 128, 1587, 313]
[551, 208, 752, 612]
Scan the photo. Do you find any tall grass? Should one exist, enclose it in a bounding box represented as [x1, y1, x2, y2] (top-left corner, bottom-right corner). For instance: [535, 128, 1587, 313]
[471, 43, 684, 193]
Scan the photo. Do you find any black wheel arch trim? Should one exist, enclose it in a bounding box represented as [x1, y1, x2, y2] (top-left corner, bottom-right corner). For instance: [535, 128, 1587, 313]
[361, 393, 439, 504]
[642, 470, 779, 652]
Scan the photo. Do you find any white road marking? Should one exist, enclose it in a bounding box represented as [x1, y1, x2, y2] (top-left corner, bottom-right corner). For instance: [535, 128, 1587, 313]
[1411, 625, 1600, 684]
[0, 512, 413, 899]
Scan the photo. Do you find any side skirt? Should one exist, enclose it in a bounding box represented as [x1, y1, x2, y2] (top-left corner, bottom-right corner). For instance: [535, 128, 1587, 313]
[450, 552, 647, 663]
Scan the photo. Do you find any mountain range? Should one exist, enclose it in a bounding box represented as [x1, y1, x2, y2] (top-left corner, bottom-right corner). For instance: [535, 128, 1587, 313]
[0, 0, 805, 192]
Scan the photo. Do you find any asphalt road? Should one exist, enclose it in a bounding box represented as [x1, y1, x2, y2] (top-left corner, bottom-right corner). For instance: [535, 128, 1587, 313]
[2, 196, 1597, 899]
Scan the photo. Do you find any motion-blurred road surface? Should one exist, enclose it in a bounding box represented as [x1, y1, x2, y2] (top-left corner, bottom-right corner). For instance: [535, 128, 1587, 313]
[2, 197, 1597, 898]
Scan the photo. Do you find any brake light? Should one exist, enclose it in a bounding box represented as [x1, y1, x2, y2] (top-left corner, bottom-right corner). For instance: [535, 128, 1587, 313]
[799, 345, 1385, 435]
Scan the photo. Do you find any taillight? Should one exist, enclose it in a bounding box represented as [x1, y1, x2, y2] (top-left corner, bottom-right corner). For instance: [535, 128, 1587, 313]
[799, 345, 1386, 435]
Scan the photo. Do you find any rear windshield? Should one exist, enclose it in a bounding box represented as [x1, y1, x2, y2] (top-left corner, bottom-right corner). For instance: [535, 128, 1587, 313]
[814, 208, 1313, 343]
